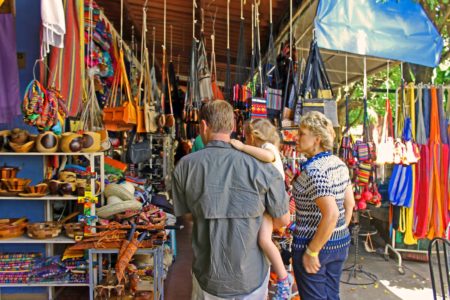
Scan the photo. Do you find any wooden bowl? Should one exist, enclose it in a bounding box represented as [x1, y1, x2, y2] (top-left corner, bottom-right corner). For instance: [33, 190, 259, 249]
[9, 140, 35, 153]
[1, 178, 31, 192]
[27, 222, 62, 239]
[64, 222, 84, 239]
[25, 183, 48, 194]
[0, 218, 28, 239]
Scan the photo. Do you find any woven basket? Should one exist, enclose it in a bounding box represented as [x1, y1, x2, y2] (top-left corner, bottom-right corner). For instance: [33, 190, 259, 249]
[0, 218, 28, 239]
[27, 222, 62, 239]
[64, 223, 84, 239]
[2, 178, 31, 192]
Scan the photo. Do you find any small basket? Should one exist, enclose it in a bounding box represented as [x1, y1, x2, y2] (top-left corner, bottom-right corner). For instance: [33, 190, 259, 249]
[64, 222, 84, 239]
[25, 183, 48, 194]
[27, 222, 62, 239]
[0, 218, 28, 239]
[2, 178, 31, 192]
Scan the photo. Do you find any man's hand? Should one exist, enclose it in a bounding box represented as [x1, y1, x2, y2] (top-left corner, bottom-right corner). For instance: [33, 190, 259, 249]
[302, 252, 321, 274]
[230, 139, 245, 151]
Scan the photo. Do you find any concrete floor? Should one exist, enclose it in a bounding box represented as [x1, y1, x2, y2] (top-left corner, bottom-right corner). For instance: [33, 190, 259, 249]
[17, 214, 443, 300]
[164, 215, 446, 300]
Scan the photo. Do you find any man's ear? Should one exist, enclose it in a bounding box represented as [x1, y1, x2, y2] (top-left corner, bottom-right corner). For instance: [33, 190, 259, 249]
[200, 119, 208, 133]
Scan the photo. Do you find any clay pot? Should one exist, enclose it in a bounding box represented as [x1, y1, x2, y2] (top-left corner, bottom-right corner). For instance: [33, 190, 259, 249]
[9, 128, 29, 145]
[48, 180, 61, 195]
[60, 133, 83, 153]
[0, 164, 19, 179]
[81, 132, 101, 153]
[59, 182, 75, 196]
[36, 131, 59, 153]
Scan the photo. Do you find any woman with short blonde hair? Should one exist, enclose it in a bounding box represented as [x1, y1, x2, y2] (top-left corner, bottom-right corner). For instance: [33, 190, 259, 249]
[292, 111, 354, 300]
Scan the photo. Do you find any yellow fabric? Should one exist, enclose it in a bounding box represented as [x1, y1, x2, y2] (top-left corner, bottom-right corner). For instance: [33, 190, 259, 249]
[404, 84, 417, 245]
[0, 0, 4, 8]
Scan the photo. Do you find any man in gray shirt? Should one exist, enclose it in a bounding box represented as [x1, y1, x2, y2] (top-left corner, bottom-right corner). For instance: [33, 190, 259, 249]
[172, 100, 290, 299]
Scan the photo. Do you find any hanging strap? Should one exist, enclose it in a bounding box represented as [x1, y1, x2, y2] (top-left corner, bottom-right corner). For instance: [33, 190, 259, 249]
[235, 0, 247, 85]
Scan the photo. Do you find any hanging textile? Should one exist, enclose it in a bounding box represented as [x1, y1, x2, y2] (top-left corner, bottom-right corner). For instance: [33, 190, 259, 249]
[403, 84, 417, 245]
[437, 87, 449, 224]
[210, 24, 224, 101]
[427, 87, 445, 239]
[197, 32, 213, 102]
[414, 86, 431, 239]
[41, 0, 66, 57]
[0, 13, 21, 123]
[45, 0, 84, 117]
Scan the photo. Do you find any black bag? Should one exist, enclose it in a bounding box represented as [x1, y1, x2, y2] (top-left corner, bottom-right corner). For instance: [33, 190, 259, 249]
[298, 38, 338, 126]
[126, 131, 151, 164]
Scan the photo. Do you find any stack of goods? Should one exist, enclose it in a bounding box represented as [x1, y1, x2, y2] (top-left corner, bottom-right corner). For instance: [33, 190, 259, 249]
[27, 256, 67, 283]
[62, 250, 89, 283]
[83, 0, 114, 108]
[0, 253, 40, 284]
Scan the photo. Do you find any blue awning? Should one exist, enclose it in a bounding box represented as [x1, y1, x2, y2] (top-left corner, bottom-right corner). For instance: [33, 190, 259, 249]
[314, 0, 444, 67]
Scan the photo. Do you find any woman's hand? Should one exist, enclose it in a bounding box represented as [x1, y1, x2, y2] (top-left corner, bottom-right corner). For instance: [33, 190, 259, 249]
[302, 252, 321, 274]
[230, 139, 245, 151]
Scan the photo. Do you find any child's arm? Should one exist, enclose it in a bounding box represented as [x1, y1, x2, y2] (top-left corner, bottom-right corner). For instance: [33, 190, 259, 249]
[230, 139, 275, 163]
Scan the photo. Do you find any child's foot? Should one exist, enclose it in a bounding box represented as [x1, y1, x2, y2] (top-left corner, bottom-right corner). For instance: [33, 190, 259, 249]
[272, 273, 293, 300]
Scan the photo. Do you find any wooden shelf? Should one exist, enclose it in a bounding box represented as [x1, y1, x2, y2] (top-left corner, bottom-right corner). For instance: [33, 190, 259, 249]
[0, 282, 88, 287]
[0, 152, 104, 156]
[0, 194, 100, 200]
[0, 195, 78, 200]
[0, 235, 76, 244]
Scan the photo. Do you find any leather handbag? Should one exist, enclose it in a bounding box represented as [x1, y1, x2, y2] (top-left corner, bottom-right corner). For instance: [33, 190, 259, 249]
[126, 132, 151, 164]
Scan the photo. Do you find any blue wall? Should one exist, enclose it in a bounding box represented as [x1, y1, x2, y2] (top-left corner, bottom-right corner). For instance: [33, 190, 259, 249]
[0, 0, 45, 294]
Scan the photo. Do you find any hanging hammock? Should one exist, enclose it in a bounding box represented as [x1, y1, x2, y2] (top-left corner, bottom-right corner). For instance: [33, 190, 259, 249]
[414, 86, 431, 238]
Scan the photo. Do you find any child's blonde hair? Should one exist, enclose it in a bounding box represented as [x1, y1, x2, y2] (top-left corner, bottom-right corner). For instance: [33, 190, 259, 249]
[244, 119, 280, 147]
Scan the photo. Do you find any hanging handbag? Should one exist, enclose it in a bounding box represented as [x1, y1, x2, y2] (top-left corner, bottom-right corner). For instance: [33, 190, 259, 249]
[299, 38, 338, 126]
[197, 33, 214, 102]
[126, 131, 151, 164]
[357, 162, 372, 185]
[376, 99, 395, 165]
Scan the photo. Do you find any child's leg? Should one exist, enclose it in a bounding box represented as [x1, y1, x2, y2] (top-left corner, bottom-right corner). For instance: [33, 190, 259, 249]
[258, 213, 288, 280]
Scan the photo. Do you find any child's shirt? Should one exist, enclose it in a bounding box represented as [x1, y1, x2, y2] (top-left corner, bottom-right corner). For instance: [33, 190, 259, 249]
[262, 142, 285, 180]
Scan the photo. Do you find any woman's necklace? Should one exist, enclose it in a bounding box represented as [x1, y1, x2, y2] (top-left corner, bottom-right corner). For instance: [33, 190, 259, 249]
[300, 151, 332, 171]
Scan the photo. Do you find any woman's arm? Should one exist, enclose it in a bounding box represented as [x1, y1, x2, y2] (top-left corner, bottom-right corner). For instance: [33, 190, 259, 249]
[343, 185, 355, 226]
[230, 139, 275, 163]
[307, 196, 339, 253]
[302, 196, 339, 274]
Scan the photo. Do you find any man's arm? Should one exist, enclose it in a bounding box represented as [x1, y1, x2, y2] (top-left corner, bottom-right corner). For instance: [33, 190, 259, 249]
[263, 167, 290, 227]
[172, 167, 190, 216]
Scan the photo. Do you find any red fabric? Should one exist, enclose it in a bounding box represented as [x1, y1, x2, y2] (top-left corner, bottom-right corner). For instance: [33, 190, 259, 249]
[44, 0, 83, 117]
[413, 144, 430, 238]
